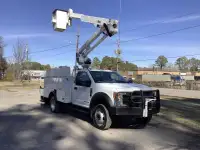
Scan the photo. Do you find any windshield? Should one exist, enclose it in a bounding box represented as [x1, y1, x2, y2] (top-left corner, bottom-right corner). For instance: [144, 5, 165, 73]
[89, 71, 127, 83]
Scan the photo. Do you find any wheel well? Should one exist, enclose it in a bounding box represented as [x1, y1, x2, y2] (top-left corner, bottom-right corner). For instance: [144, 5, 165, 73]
[90, 93, 112, 110]
[48, 92, 54, 99]
[48, 90, 56, 99]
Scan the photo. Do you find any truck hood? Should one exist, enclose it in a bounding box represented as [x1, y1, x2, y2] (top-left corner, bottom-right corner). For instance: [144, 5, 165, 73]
[96, 83, 152, 92]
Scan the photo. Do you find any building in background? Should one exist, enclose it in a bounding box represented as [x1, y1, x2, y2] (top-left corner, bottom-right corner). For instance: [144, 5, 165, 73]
[22, 70, 46, 80]
[120, 67, 200, 81]
[136, 68, 180, 75]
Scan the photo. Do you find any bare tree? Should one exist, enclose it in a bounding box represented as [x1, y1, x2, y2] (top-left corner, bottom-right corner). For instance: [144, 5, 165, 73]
[6, 57, 16, 80]
[13, 39, 27, 80]
[0, 36, 7, 79]
[0, 36, 6, 57]
[25, 45, 32, 81]
[7, 57, 15, 65]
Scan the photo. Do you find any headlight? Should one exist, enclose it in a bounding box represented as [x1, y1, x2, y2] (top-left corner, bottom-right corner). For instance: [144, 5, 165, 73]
[113, 92, 126, 106]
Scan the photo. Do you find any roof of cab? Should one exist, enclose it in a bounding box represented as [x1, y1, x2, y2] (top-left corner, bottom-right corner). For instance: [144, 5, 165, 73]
[77, 68, 115, 72]
[89, 69, 114, 72]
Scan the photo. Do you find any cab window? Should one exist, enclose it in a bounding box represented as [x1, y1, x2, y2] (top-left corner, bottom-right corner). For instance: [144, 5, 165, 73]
[75, 71, 91, 87]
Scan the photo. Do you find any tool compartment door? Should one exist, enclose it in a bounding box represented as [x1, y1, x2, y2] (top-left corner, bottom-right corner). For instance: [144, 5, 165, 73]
[62, 76, 73, 103]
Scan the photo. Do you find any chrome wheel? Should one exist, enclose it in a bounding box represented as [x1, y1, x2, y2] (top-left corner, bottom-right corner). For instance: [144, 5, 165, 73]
[92, 104, 112, 130]
[50, 96, 56, 112]
[94, 108, 106, 127]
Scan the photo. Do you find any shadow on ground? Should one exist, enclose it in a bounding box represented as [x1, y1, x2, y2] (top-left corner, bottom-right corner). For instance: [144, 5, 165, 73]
[161, 97, 200, 126]
[0, 104, 137, 150]
[0, 103, 200, 150]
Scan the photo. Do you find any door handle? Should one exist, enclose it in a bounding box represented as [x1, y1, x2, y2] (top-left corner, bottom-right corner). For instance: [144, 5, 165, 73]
[74, 87, 78, 90]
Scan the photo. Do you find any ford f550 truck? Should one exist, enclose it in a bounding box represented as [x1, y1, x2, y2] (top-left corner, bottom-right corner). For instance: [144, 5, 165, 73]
[40, 9, 160, 130]
[40, 67, 160, 130]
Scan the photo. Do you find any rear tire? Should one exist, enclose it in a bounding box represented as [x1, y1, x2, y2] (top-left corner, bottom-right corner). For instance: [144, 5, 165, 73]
[50, 94, 60, 113]
[41, 96, 50, 105]
[92, 104, 112, 130]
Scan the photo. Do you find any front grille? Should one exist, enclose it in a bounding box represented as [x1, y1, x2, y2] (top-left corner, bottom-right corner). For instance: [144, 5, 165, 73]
[122, 90, 158, 107]
[132, 91, 154, 98]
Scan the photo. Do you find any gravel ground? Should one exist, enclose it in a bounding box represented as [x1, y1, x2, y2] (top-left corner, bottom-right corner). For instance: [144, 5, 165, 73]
[0, 88, 200, 150]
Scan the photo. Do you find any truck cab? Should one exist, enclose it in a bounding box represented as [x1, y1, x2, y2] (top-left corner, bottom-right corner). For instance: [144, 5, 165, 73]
[74, 69, 160, 116]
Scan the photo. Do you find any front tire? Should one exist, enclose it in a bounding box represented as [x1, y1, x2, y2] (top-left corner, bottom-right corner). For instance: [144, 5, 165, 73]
[50, 95, 60, 113]
[92, 104, 112, 130]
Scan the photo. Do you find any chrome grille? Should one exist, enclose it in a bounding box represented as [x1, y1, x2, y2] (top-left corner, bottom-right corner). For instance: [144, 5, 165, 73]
[122, 90, 158, 107]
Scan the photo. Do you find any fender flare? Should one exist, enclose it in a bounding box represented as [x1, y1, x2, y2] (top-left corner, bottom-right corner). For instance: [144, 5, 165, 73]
[89, 92, 114, 119]
[49, 89, 57, 99]
[90, 92, 113, 109]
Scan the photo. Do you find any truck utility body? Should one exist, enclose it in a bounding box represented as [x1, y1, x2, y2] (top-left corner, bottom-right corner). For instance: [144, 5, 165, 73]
[40, 67, 160, 129]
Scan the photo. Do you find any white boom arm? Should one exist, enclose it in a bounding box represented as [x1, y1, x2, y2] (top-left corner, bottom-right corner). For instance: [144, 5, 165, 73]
[52, 8, 118, 68]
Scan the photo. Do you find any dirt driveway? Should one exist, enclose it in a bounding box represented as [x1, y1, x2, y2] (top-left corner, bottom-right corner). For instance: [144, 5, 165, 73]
[0, 87, 200, 150]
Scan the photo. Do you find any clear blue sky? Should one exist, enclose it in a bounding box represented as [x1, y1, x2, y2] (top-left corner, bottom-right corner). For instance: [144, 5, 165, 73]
[1, 0, 200, 68]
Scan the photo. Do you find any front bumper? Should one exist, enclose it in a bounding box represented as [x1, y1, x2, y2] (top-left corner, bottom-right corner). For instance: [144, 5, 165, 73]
[110, 107, 143, 116]
[110, 105, 160, 116]
[110, 90, 160, 117]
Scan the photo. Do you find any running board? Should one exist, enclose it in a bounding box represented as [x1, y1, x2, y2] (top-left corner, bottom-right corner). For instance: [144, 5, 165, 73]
[66, 104, 90, 114]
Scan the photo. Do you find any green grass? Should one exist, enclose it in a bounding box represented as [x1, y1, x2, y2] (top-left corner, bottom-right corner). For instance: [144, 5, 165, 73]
[160, 96, 200, 131]
[0, 81, 40, 90]
[161, 95, 197, 101]
[160, 107, 200, 131]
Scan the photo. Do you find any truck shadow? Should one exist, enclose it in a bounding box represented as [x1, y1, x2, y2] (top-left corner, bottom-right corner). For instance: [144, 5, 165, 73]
[40, 103, 92, 123]
[0, 104, 137, 150]
[40, 102, 200, 132]
[1, 103, 200, 150]
[40, 103, 148, 129]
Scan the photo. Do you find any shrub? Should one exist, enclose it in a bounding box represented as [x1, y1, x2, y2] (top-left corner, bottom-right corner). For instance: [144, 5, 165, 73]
[2, 71, 14, 81]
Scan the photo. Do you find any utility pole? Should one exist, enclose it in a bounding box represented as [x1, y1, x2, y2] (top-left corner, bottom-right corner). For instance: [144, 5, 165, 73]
[116, 40, 119, 72]
[115, 0, 122, 72]
[115, 40, 121, 72]
[25, 44, 30, 82]
[26, 44, 28, 63]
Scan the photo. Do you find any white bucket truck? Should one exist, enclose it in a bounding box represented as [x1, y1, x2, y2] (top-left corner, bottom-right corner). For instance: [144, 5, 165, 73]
[40, 9, 160, 130]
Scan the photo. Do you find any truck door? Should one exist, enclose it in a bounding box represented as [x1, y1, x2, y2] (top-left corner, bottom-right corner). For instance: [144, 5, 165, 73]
[72, 71, 92, 108]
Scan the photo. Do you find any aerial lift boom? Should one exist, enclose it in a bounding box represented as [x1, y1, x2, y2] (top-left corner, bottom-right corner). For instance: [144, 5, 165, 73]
[52, 9, 118, 68]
